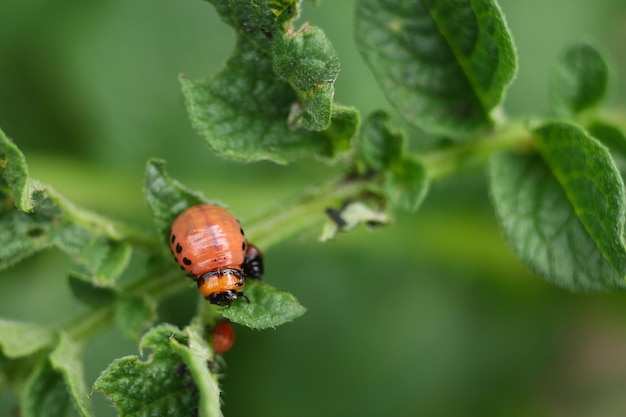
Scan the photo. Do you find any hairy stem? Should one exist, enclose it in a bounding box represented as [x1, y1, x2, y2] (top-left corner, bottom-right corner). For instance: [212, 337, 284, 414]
[244, 175, 371, 249]
[48, 187, 159, 250]
[418, 121, 533, 180]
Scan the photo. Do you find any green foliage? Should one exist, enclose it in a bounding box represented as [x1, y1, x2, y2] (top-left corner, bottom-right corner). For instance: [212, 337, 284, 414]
[358, 111, 404, 170]
[549, 42, 609, 117]
[92, 324, 215, 417]
[2, 0, 626, 416]
[21, 360, 76, 417]
[0, 319, 54, 358]
[358, 111, 428, 211]
[220, 280, 306, 329]
[355, 0, 517, 139]
[0, 129, 137, 287]
[49, 334, 92, 417]
[489, 123, 626, 291]
[272, 25, 339, 131]
[181, 0, 358, 163]
[588, 120, 626, 162]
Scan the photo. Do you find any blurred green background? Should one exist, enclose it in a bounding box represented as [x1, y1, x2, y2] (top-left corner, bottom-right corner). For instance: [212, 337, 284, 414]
[2, 0, 626, 416]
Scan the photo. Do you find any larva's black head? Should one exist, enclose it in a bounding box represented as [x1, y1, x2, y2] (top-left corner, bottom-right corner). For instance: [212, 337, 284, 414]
[207, 290, 249, 306]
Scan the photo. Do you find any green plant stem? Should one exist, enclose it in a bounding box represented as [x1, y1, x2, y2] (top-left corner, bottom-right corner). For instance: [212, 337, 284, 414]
[62, 175, 370, 343]
[65, 304, 115, 342]
[64, 270, 186, 342]
[48, 187, 158, 250]
[62, 122, 535, 344]
[243, 175, 371, 249]
[417, 121, 533, 180]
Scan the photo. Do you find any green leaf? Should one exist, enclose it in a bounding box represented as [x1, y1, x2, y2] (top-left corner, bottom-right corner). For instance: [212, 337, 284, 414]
[273, 25, 340, 131]
[0, 132, 57, 268]
[358, 110, 404, 170]
[0, 319, 55, 358]
[0, 128, 39, 212]
[325, 105, 360, 152]
[355, 0, 517, 139]
[535, 123, 626, 276]
[385, 158, 429, 212]
[0, 134, 133, 286]
[549, 42, 609, 117]
[115, 295, 157, 341]
[144, 159, 207, 241]
[55, 225, 133, 287]
[182, 1, 356, 163]
[21, 360, 76, 417]
[170, 323, 222, 417]
[68, 273, 117, 307]
[93, 324, 204, 417]
[221, 280, 306, 329]
[588, 120, 626, 163]
[489, 123, 626, 291]
[49, 333, 92, 417]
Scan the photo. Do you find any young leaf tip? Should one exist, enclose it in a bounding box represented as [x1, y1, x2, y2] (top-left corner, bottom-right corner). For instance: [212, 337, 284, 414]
[549, 41, 610, 116]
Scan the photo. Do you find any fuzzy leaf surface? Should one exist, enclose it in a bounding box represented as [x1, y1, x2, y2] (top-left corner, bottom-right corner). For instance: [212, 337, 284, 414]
[588, 121, 626, 163]
[0, 319, 55, 358]
[355, 0, 517, 139]
[182, 1, 356, 163]
[535, 123, 626, 278]
[93, 324, 202, 417]
[49, 333, 92, 417]
[144, 159, 207, 241]
[273, 25, 340, 131]
[21, 360, 76, 417]
[0, 131, 131, 286]
[489, 123, 626, 290]
[221, 280, 306, 329]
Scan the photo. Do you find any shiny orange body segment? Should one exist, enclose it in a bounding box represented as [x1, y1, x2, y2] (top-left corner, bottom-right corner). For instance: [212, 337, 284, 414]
[197, 270, 244, 298]
[213, 321, 236, 354]
[170, 204, 247, 277]
[169, 204, 264, 306]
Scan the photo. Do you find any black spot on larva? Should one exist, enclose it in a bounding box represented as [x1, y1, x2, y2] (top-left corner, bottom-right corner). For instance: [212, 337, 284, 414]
[240, 227, 245, 236]
[183, 257, 192, 265]
[171, 234, 176, 243]
[242, 241, 246, 251]
[180, 266, 186, 270]
[175, 243, 183, 254]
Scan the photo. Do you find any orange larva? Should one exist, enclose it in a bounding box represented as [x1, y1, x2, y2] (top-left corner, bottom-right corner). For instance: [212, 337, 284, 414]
[169, 204, 263, 306]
